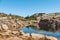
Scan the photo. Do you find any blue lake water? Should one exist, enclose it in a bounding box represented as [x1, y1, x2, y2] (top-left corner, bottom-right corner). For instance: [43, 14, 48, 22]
[21, 27, 60, 38]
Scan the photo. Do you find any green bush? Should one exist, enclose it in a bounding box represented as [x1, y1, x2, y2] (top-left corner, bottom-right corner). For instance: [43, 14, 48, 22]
[25, 15, 36, 20]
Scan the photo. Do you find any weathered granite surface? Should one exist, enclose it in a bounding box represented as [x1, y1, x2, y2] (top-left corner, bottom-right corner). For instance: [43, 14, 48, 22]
[0, 30, 58, 40]
[0, 13, 58, 40]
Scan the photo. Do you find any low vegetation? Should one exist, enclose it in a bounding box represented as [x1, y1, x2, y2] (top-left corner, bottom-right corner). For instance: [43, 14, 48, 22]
[25, 15, 36, 20]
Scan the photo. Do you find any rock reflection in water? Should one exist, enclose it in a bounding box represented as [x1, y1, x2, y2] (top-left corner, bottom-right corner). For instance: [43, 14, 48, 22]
[21, 26, 60, 38]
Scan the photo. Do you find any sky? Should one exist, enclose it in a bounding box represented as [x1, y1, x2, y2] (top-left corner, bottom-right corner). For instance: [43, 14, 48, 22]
[0, 0, 60, 17]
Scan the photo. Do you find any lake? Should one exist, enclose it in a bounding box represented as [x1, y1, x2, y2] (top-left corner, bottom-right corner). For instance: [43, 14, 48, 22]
[21, 26, 60, 38]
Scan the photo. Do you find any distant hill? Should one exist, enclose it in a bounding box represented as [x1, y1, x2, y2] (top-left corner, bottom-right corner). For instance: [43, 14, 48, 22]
[0, 12, 26, 21]
[0, 12, 60, 31]
[25, 12, 60, 20]
[0, 12, 60, 21]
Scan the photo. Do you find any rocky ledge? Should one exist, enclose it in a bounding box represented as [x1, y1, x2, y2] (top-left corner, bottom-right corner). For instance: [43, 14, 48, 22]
[0, 30, 58, 40]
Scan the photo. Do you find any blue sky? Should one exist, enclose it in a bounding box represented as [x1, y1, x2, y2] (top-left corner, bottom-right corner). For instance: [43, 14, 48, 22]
[0, 0, 60, 17]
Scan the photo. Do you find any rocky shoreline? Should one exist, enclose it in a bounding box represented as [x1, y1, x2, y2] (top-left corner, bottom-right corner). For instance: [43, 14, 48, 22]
[0, 13, 59, 40]
[0, 30, 58, 40]
[0, 19, 57, 40]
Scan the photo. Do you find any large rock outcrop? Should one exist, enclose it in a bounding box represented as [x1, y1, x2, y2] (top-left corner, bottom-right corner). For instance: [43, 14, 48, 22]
[0, 19, 26, 32]
[38, 18, 60, 31]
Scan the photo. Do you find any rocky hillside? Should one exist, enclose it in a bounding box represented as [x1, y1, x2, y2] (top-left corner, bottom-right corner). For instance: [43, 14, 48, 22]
[0, 12, 28, 31]
[0, 12, 58, 40]
[25, 13, 60, 32]
[0, 12, 60, 32]
[25, 13, 60, 21]
[0, 12, 26, 21]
